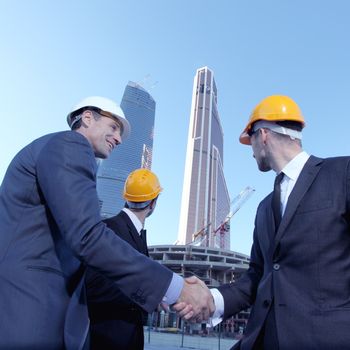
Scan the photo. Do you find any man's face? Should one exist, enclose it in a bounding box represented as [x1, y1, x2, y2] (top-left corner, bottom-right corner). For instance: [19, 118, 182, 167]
[85, 113, 122, 159]
[250, 129, 272, 172]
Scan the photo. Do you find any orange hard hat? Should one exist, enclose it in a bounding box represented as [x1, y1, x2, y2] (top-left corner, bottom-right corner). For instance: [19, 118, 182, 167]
[239, 95, 305, 145]
[123, 168, 162, 202]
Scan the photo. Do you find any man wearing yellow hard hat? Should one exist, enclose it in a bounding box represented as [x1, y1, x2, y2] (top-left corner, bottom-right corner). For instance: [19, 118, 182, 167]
[86, 168, 162, 350]
[178, 95, 350, 349]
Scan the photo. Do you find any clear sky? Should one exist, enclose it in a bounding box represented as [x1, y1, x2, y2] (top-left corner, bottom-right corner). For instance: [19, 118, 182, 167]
[1, 0, 350, 255]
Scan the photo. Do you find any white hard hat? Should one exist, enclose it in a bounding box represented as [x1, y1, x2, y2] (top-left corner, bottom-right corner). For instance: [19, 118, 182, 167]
[67, 96, 130, 140]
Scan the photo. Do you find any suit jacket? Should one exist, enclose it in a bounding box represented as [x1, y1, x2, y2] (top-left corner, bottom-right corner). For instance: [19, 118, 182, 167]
[0, 131, 172, 350]
[219, 156, 350, 350]
[86, 211, 149, 350]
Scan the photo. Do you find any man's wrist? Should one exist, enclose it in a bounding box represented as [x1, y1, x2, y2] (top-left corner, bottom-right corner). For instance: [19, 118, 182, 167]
[162, 273, 184, 305]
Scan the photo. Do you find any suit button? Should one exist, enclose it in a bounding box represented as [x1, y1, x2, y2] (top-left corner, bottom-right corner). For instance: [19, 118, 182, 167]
[273, 263, 280, 271]
[263, 300, 270, 308]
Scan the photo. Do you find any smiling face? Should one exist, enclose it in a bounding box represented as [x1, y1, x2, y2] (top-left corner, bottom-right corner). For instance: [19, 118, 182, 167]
[80, 110, 122, 159]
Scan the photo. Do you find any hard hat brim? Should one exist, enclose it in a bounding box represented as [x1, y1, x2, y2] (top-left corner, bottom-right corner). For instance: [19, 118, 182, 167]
[110, 114, 130, 141]
[239, 131, 251, 145]
[124, 187, 162, 202]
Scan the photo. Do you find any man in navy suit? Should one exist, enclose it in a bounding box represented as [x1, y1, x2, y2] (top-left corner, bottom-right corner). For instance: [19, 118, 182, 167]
[87, 168, 163, 350]
[0, 96, 214, 349]
[176, 95, 350, 350]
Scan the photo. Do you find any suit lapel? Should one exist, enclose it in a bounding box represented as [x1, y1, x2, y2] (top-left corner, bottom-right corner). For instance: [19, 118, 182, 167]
[274, 156, 323, 244]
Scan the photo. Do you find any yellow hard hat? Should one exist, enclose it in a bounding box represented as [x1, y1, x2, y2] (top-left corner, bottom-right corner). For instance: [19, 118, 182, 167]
[239, 95, 305, 145]
[123, 168, 162, 202]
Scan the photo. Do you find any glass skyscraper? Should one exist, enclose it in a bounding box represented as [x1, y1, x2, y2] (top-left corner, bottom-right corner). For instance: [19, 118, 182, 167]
[177, 67, 231, 249]
[97, 81, 155, 218]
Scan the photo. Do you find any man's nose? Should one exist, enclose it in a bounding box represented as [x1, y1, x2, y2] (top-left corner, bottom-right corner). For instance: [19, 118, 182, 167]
[114, 131, 122, 145]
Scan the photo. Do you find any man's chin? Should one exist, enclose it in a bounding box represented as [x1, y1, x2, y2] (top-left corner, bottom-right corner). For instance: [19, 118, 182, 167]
[257, 163, 271, 172]
[94, 152, 108, 159]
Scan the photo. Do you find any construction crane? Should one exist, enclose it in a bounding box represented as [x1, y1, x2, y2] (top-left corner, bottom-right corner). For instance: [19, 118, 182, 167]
[190, 186, 255, 248]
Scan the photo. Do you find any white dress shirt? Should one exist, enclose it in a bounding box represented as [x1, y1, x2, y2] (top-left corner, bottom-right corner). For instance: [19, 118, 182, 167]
[122, 208, 143, 235]
[278, 151, 310, 216]
[209, 151, 310, 326]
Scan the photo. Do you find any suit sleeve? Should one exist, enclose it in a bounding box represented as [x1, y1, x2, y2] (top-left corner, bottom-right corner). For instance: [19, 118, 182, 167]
[218, 209, 264, 319]
[86, 218, 133, 305]
[36, 132, 173, 312]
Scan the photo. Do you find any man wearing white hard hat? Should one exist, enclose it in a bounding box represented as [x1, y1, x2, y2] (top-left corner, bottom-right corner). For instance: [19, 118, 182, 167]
[0, 96, 214, 349]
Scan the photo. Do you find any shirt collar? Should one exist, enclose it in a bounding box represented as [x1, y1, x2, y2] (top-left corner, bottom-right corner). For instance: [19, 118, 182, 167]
[122, 208, 143, 234]
[281, 151, 310, 181]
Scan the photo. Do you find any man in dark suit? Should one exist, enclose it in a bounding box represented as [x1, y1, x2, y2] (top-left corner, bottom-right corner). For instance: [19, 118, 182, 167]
[0, 96, 214, 349]
[176, 95, 350, 349]
[87, 168, 162, 349]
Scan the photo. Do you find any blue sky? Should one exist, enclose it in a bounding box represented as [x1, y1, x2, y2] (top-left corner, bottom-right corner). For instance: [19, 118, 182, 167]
[1, 1, 350, 255]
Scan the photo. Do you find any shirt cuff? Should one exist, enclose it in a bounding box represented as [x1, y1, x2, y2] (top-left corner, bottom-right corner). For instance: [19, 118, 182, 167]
[207, 288, 224, 327]
[162, 273, 184, 305]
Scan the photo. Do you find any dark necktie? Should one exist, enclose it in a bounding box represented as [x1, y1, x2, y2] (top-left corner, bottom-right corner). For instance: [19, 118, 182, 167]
[140, 229, 147, 243]
[140, 229, 148, 255]
[272, 172, 284, 230]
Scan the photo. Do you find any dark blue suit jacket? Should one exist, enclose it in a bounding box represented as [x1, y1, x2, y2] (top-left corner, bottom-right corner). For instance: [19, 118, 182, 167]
[0, 131, 172, 349]
[86, 210, 149, 350]
[219, 156, 350, 350]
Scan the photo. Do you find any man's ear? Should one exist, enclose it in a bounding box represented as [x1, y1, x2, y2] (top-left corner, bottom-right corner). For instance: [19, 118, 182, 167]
[150, 198, 157, 209]
[81, 110, 93, 126]
[260, 128, 269, 145]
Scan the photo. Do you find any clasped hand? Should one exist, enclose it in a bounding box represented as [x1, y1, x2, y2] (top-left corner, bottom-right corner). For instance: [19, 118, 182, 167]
[172, 276, 215, 323]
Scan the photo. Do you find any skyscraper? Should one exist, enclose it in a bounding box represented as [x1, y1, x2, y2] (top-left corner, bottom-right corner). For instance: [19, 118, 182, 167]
[177, 67, 231, 249]
[97, 81, 155, 218]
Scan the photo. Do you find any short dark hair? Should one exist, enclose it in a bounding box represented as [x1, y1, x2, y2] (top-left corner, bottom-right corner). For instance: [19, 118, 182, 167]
[124, 200, 151, 211]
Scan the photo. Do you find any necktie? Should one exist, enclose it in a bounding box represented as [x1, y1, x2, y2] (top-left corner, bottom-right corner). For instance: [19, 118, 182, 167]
[272, 172, 284, 230]
[140, 229, 148, 255]
[140, 229, 147, 243]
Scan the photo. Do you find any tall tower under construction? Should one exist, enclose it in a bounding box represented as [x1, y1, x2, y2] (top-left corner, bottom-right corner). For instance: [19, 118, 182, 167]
[177, 67, 231, 249]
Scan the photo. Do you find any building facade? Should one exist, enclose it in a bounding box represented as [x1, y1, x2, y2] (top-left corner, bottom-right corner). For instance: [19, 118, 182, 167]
[148, 244, 250, 335]
[178, 67, 231, 249]
[97, 81, 156, 218]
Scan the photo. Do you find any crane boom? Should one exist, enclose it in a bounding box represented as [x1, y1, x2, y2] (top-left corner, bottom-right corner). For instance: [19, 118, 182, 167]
[189, 186, 255, 247]
[215, 186, 255, 232]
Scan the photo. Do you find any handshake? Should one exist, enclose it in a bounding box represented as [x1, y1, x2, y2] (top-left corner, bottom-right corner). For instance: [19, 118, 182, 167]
[171, 276, 215, 323]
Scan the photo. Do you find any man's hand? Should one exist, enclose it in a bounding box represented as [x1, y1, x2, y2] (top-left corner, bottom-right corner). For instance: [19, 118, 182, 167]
[172, 276, 215, 323]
